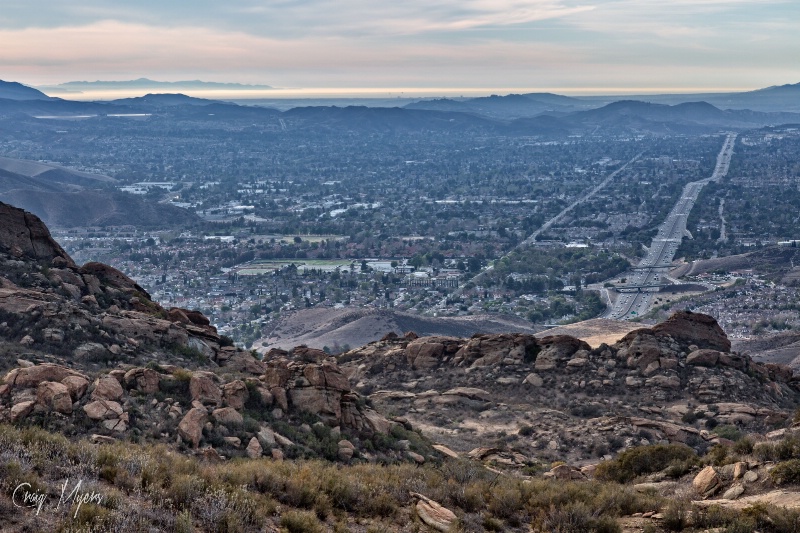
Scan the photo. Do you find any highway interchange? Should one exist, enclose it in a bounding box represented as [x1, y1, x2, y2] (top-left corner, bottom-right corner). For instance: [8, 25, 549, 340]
[608, 133, 737, 320]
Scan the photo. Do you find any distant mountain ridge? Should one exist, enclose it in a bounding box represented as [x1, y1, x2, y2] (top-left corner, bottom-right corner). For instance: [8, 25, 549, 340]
[405, 92, 591, 119]
[0, 80, 52, 101]
[578, 82, 800, 113]
[3, 77, 800, 136]
[48, 78, 273, 91]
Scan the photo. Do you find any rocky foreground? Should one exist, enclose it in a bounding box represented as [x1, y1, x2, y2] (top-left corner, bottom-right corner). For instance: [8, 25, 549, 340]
[0, 201, 401, 464]
[4, 200, 800, 532]
[338, 310, 800, 465]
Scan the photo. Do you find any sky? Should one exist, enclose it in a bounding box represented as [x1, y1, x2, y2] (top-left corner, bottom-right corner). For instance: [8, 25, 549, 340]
[1, 0, 799, 95]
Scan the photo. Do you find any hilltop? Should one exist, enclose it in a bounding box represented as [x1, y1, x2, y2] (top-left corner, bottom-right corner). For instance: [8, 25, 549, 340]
[0, 80, 51, 101]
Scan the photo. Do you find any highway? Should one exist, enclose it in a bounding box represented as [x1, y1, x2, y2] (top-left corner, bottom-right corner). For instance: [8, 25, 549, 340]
[608, 133, 737, 320]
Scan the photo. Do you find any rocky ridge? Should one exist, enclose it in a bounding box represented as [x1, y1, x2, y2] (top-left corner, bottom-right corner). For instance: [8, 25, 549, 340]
[0, 202, 400, 462]
[338, 311, 800, 465]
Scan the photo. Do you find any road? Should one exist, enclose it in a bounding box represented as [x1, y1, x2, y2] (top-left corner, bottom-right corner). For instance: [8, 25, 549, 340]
[433, 153, 643, 309]
[521, 153, 643, 246]
[608, 133, 737, 320]
[453, 153, 642, 297]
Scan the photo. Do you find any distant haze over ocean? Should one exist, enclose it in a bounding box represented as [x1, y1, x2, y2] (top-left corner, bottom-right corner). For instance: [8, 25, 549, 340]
[37, 85, 765, 102]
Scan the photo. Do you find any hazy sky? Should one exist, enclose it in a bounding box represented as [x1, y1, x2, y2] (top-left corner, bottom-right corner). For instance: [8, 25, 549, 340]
[2, 0, 798, 93]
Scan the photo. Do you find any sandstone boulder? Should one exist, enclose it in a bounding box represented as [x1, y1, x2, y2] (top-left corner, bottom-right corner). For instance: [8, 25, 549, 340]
[289, 387, 341, 422]
[79, 261, 148, 296]
[693, 466, 722, 498]
[91, 376, 124, 401]
[61, 375, 89, 401]
[291, 345, 328, 363]
[0, 202, 76, 266]
[687, 349, 721, 367]
[178, 407, 208, 448]
[535, 335, 590, 370]
[4, 363, 87, 389]
[550, 464, 586, 481]
[338, 439, 356, 461]
[442, 387, 491, 402]
[83, 400, 124, 420]
[454, 333, 538, 367]
[10, 400, 35, 422]
[652, 311, 731, 352]
[257, 427, 276, 448]
[220, 352, 268, 374]
[722, 484, 745, 500]
[411, 493, 457, 532]
[190, 372, 222, 405]
[246, 437, 263, 459]
[222, 380, 249, 410]
[123, 368, 160, 394]
[524, 373, 544, 387]
[623, 331, 663, 370]
[37, 381, 73, 414]
[406, 339, 444, 369]
[303, 363, 351, 391]
[212, 407, 244, 428]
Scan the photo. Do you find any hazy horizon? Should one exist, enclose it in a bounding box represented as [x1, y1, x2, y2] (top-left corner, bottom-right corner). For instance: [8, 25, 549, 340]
[1, 1, 797, 93]
[25, 83, 787, 102]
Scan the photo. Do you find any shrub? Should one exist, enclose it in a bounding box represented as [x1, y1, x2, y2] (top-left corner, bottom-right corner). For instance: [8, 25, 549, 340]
[732, 437, 754, 456]
[754, 442, 778, 462]
[595, 444, 698, 483]
[713, 425, 742, 442]
[770, 459, 800, 485]
[280, 510, 324, 533]
[706, 444, 729, 466]
[662, 499, 688, 531]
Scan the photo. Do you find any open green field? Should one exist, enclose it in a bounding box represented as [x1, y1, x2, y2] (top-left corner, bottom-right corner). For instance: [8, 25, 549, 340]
[252, 234, 347, 244]
[236, 258, 355, 275]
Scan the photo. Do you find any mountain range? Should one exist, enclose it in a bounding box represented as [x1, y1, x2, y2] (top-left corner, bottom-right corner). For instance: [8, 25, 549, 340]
[3, 79, 800, 136]
[39, 77, 273, 93]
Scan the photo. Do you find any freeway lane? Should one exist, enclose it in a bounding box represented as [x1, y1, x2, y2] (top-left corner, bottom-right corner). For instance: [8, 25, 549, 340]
[608, 133, 737, 320]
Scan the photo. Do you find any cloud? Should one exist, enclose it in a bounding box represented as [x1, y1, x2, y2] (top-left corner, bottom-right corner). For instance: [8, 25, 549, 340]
[0, 20, 582, 86]
[0, 0, 594, 37]
[0, 0, 797, 91]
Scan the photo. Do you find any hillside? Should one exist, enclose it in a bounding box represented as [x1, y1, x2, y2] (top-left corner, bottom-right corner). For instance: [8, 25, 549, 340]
[0, 155, 198, 228]
[258, 307, 540, 352]
[0, 80, 51, 101]
[671, 245, 800, 283]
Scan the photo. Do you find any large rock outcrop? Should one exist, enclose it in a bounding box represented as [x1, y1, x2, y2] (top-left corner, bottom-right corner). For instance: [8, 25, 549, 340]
[262, 355, 393, 435]
[0, 201, 75, 267]
[651, 310, 731, 352]
[0, 202, 254, 370]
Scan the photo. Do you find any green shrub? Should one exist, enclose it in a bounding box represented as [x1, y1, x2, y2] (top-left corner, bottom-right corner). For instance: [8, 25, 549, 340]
[595, 444, 698, 483]
[706, 444, 729, 466]
[713, 425, 743, 442]
[770, 459, 800, 485]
